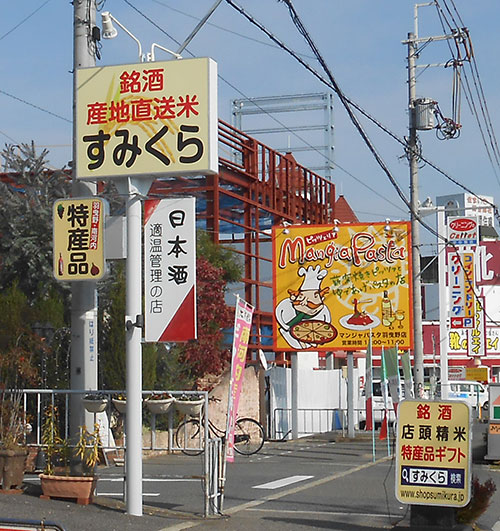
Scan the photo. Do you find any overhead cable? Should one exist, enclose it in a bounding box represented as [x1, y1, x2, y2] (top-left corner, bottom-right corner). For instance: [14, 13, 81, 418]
[123, 0, 403, 211]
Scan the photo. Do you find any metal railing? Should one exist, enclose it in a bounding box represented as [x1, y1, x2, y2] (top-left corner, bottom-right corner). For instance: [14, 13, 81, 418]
[9, 388, 207, 452]
[272, 407, 364, 440]
[205, 437, 224, 516]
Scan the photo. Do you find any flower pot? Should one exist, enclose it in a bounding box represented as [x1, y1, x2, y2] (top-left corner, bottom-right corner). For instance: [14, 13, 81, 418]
[175, 398, 204, 416]
[0, 448, 28, 491]
[40, 473, 97, 505]
[82, 398, 108, 413]
[112, 399, 127, 414]
[146, 397, 175, 415]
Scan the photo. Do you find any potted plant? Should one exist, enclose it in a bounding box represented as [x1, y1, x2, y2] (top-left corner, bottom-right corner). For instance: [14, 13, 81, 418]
[82, 392, 109, 414]
[175, 393, 205, 416]
[0, 344, 39, 492]
[455, 475, 497, 526]
[145, 392, 174, 415]
[112, 393, 127, 414]
[0, 389, 29, 492]
[39, 405, 100, 505]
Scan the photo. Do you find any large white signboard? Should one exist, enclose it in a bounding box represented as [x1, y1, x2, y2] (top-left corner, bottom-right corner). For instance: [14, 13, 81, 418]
[144, 198, 196, 342]
[76, 58, 218, 179]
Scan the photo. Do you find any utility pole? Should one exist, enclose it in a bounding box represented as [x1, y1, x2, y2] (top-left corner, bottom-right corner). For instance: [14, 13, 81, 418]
[405, 1, 468, 397]
[71, 0, 98, 435]
[407, 31, 425, 397]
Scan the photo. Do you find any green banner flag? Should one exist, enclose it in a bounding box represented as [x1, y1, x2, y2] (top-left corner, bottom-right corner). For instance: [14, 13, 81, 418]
[401, 349, 414, 399]
[383, 347, 399, 380]
[383, 347, 400, 412]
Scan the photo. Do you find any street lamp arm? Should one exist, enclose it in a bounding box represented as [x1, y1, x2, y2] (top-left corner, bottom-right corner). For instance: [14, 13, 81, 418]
[149, 43, 183, 62]
[101, 11, 143, 62]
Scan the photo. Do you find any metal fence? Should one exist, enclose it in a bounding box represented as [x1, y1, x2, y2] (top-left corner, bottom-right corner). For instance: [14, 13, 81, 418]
[10, 388, 207, 452]
[272, 407, 365, 440]
[206, 437, 224, 515]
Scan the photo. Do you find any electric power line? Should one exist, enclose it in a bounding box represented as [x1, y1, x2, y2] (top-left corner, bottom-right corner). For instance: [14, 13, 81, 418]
[0, 89, 72, 124]
[0, 0, 52, 42]
[224, 0, 500, 226]
[150, 0, 316, 60]
[122, 0, 405, 212]
[434, 0, 500, 186]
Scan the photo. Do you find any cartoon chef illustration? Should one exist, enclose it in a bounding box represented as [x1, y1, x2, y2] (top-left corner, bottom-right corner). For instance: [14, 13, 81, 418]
[275, 265, 332, 349]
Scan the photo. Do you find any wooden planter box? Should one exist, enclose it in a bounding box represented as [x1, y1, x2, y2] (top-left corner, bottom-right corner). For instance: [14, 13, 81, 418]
[40, 474, 97, 505]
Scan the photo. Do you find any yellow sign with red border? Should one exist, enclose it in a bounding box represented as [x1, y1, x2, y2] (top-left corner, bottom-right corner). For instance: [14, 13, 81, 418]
[396, 400, 471, 507]
[272, 222, 413, 351]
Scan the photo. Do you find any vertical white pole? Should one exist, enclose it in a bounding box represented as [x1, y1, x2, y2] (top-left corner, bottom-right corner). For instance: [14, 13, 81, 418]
[369, 330, 375, 461]
[125, 189, 143, 516]
[347, 351, 354, 438]
[438, 207, 449, 399]
[408, 32, 425, 397]
[291, 352, 299, 439]
[71, 0, 98, 438]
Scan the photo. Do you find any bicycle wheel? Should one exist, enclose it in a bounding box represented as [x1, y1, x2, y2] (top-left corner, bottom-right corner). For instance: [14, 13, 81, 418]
[234, 418, 265, 455]
[175, 418, 204, 456]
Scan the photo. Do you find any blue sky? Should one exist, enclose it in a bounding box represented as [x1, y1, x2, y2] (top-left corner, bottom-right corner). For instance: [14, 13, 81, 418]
[2, 1, 500, 229]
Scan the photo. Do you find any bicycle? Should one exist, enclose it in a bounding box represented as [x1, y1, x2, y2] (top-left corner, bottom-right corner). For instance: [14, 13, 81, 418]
[175, 402, 265, 457]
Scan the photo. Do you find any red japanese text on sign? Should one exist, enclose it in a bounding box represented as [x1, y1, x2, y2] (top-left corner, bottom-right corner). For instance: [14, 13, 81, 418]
[225, 298, 254, 463]
[396, 400, 471, 508]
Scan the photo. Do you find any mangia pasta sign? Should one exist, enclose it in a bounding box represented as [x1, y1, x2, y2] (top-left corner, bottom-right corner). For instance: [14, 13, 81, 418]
[272, 222, 413, 351]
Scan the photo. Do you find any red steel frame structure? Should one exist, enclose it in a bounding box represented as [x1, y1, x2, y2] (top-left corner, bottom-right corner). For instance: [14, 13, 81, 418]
[150, 120, 337, 362]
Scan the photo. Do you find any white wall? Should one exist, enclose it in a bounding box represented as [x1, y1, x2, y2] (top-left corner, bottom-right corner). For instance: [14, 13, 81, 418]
[268, 365, 362, 439]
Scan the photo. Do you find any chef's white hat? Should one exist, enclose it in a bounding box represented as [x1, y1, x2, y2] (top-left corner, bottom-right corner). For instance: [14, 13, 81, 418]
[298, 265, 327, 291]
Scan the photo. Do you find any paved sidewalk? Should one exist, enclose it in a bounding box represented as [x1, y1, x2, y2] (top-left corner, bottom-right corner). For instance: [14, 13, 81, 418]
[0, 424, 498, 531]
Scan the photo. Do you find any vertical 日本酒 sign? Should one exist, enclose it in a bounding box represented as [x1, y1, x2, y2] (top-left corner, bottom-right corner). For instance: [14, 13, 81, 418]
[53, 198, 107, 281]
[396, 400, 471, 507]
[144, 198, 196, 342]
[76, 58, 218, 179]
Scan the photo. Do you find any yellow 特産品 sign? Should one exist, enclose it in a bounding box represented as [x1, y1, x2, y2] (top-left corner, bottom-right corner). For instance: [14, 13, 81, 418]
[53, 198, 107, 281]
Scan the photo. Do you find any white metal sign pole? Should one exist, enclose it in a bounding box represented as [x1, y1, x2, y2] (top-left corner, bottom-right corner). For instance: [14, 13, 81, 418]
[347, 351, 355, 438]
[115, 176, 151, 517]
[291, 353, 299, 439]
[438, 208, 449, 399]
[126, 187, 143, 516]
